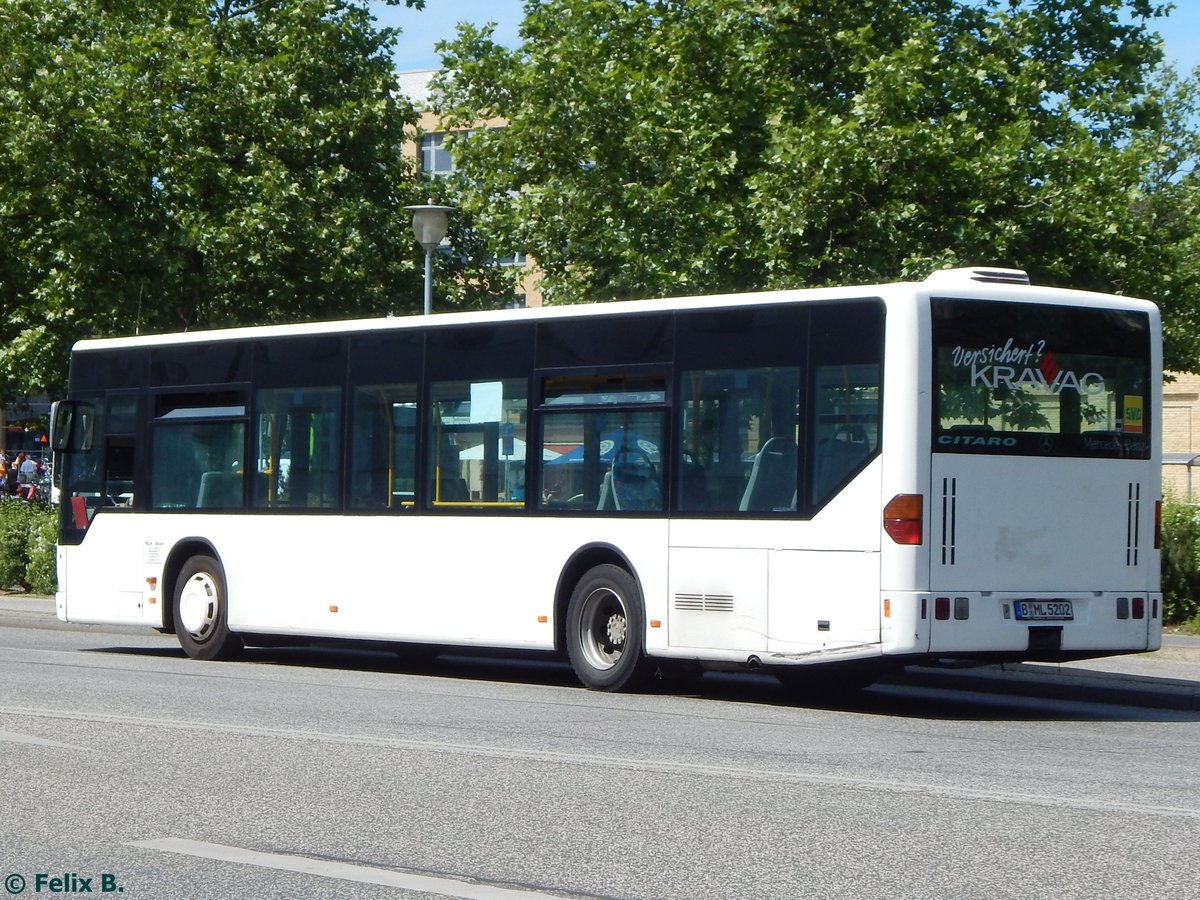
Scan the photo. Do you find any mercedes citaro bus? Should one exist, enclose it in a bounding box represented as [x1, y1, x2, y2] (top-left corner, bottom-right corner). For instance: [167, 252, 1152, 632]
[50, 267, 1162, 692]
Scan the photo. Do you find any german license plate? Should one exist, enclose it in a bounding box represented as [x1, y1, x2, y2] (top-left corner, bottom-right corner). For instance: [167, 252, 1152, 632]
[1014, 599, 1074, 621]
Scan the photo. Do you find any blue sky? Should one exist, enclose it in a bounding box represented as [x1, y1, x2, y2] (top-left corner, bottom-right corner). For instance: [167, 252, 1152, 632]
[371, 0, 1200, 77]
[373, 0, 523, 72]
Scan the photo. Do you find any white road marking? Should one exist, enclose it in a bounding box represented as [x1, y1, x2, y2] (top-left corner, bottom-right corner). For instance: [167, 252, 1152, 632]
[0, 728, 90, 751]
[128, 838, 572, 899]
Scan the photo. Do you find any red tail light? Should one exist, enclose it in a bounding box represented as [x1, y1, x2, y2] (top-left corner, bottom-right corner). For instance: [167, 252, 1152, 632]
[884, 494, 923, 545]
[1154, 500, 1162, 549]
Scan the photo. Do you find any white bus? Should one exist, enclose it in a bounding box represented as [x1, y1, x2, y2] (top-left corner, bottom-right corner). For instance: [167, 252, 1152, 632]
[51, 267, 1163, 692]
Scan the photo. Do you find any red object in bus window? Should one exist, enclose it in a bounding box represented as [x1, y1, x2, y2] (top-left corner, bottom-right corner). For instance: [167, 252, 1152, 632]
[70, 496, 88, 530]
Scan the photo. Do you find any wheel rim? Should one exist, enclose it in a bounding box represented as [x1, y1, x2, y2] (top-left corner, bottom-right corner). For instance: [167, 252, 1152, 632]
[178, 572, 219, 641]
[577, 587, 627, 671]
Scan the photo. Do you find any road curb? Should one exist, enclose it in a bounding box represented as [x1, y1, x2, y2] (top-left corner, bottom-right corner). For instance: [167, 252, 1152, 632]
[887, 664, 1200, 712]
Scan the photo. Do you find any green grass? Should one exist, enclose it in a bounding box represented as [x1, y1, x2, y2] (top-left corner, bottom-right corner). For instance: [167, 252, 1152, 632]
[1167, 616, 1200, 636]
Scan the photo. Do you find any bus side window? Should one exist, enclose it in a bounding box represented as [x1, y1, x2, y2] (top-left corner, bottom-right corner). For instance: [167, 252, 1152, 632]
[61, 441, 104, 526]
[427, 378, 528, 508]
[538, 412, 664, 513]
[677, 367, 801, 515]
[807, 301, 884, 508]
[254, 387, 341, 509]
[349, 385, 418, 510]
[535, 372, 666, 514]
[809, 365, 881, 506]
[104, 436, 136, 507]
[150, 392, 247, 511]
[101, 392, 138, 508]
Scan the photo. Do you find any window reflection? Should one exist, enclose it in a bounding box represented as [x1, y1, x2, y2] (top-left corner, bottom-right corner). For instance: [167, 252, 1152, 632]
[428, 378, 528, 507]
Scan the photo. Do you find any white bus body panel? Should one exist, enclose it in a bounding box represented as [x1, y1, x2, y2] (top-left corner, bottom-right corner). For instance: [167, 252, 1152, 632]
[925, 454, 1160, 655]
[930, 456, 1155, 592]
[59, 463, 887, 664]
[667, 459, 883, 663]
[58, 515, 671, 651]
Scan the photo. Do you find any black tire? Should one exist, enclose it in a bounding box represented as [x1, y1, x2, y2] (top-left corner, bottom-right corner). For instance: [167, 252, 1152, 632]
[566, 564, 654, 691]
[172, 554, 242, 660]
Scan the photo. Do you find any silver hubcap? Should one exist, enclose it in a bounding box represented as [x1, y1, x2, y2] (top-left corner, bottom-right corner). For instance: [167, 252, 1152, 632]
[179, 572, 219, 640]
[578, 587, 627, 671]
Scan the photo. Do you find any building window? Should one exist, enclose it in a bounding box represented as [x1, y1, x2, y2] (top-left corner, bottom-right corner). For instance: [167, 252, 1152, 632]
[419, 133, 454, 177]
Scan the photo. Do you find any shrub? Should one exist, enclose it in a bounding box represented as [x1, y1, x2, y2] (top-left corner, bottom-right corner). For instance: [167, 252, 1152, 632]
[0, 501, 36, 589]
[1160, 498, 1200, 624]
[0, 501, 57, 594]
[25, 509, 58, 595]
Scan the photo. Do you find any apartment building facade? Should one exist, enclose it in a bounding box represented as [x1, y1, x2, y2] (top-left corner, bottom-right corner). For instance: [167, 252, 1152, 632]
[398, 70, 543, 307]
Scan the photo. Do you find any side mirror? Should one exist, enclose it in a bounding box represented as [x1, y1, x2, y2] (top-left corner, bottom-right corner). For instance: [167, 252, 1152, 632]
[50, 400, 95, 452]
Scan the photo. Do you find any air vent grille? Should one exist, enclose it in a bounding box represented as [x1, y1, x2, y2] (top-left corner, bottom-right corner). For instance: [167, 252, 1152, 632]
[924, 266, 1031, 286]
[673, 593, 735, 613]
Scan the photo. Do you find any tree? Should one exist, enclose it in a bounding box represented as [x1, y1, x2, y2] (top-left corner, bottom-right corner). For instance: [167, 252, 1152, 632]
[0, 0, 448, 398]
[436, 0, 1200, 370]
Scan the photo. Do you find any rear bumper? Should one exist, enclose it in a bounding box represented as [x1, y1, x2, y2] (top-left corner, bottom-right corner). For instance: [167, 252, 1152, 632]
[881, 591, 1161, 658]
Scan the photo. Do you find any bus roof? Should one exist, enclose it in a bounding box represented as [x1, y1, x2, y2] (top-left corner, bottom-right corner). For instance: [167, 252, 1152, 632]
[70, 269, 1156, 353]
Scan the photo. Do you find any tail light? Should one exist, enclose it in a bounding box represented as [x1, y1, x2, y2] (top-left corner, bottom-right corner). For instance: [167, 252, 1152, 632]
[1154, 500, 1162, 549]
[883, 494, 923, 545]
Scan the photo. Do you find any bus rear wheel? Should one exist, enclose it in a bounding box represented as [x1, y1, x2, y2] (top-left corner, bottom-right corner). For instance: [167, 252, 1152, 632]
[173, 554, 242, 661]
[566, 564, 653, 692]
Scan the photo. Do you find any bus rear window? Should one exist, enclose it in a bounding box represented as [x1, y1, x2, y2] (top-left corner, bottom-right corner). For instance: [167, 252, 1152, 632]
[932, 297, 1151, 459]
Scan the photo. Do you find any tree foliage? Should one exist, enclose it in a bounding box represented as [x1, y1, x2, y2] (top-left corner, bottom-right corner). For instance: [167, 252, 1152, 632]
[0, 0, 443, 398]
[1160, 497, 1200, 624]
[436, 0, 1200, 370]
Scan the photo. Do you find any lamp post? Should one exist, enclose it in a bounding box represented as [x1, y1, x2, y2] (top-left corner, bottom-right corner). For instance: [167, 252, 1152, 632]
[404, 203, 454, 315]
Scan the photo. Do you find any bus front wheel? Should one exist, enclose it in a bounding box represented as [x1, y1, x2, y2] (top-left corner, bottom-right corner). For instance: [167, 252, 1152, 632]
[566, 564, 653, 692]
[173, 554, 242, 661]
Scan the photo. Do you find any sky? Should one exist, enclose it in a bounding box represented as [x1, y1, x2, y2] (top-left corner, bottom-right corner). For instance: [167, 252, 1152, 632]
[372, 0, 523, 72]
[370, 0, 1200, 77]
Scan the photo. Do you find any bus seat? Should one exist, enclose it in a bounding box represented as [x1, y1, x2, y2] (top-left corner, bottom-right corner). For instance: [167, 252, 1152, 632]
[196, 471, 241, 509]
[597, 471, 615, 510]
[611, 456, 661, 511]
[738, 437, 797, 512]
[812, 436, 870, 502]
[437, 476, 470, 502]
[678, 457, 709, 511]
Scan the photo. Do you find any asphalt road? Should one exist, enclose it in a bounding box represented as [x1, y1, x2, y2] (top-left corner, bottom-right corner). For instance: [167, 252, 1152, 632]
[3, 599, 1200, 899]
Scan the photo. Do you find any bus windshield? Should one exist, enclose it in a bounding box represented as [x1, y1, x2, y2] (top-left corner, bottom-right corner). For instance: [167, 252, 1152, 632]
[932, 297, 1152, 459]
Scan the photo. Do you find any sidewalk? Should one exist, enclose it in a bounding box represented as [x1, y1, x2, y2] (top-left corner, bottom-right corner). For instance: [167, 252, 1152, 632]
[6, 592, 1200, 709]
[888, 636, 1200, 711]
[0, 592, 55, 615]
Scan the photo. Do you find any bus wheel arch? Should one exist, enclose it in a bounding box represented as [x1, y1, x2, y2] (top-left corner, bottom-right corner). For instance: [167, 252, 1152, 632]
[164, 540, 242, 661]
[556, 546, 653, 692]
[553, 544, 638, 654]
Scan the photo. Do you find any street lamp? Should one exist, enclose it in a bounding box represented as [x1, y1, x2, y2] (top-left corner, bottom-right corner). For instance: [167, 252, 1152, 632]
[404, 202, 455, 315]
